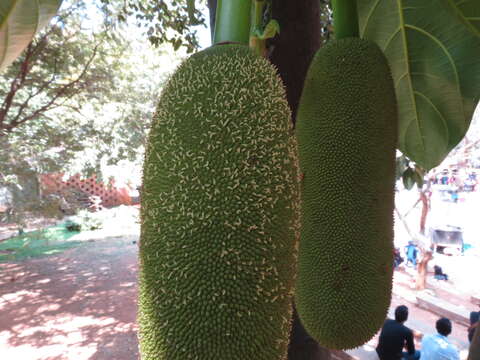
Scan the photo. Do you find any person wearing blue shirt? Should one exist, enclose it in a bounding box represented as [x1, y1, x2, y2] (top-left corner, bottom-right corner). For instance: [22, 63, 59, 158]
[421, 318, 459, 360]
[405, 241, 418, 269]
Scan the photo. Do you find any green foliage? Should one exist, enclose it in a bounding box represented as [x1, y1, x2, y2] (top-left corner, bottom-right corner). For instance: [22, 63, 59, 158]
[0, 0, 63, 70]
[0, 225, 82, 262]
[0, 1, 172, 223]
[0, 1, 118, 134]
[358, 0, 480, 170]
[396, 155, 425, 190]
[252, 19, 280, 40]
[99, 0, 206, 52]
[295, 38, 397, 350]
[67, 209, 104, 231]
[319, 0, 333, 45]
[139, 44, 300, 360]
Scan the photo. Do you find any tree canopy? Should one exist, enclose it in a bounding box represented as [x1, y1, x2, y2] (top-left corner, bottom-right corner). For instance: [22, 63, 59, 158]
[0, 0, 179, 215]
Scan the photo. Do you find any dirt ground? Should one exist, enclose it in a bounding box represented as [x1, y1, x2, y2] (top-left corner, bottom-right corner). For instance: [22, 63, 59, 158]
[0, 235, 139, 360]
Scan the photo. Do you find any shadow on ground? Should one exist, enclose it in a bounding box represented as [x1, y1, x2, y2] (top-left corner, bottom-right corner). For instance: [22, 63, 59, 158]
[0, 235, 139, 360]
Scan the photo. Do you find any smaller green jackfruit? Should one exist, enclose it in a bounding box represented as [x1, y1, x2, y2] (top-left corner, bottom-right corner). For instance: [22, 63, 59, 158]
[295, 38, 398, 350]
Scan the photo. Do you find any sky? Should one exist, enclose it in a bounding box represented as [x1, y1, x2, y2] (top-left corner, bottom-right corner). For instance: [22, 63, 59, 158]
[195, 7, 212, 49]
[78, 0, 212, 51]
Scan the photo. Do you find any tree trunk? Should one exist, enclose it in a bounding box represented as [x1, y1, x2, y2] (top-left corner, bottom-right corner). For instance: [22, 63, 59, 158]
[415, 250, 433, 290]
[288, 306, 331, 360]
[416, 189, 432, 290]
[269, 2, 330, 359]
[419, 190, 430, 235]
[270, 0, 321, 123]
[468, 325, 480, 360]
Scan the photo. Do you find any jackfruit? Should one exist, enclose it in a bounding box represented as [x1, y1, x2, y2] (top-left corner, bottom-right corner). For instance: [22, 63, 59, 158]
[139, 44, 301, 360]
[295, 38, 398, 350]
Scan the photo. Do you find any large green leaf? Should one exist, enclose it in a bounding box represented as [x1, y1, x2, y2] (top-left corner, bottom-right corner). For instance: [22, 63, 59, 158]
[358, 0, 480, 170]
[0, 0, 62, 71]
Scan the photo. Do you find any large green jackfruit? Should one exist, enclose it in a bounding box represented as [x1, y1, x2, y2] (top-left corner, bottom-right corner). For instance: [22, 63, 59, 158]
[295, 38, 398, 350]
[139, 44, 301, 360]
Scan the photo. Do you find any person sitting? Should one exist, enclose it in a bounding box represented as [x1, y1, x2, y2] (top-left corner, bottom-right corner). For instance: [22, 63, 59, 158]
[433, 265, 448, 281]
[421, 317, 459, 360]
[376, 305, 421, 360]
[469, 308, 480, 343]
[394, 248, 404, 269]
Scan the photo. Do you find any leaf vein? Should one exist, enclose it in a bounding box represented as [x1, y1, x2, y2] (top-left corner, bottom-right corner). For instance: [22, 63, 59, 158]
[397, 0, 425, 152]
[446, 0, 480, 37]
[413, 91, 449, 140]
[383, 27, 401, 52]
[404, 24, 464, 126]
[360, 0, 382, 36]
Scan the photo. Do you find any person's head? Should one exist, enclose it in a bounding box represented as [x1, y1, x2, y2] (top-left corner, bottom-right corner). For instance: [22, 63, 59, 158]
[436, 318, 452, 336]
[395, 305, 409, 323]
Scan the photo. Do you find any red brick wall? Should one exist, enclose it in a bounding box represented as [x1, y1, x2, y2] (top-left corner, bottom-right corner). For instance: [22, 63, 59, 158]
[39, 173, 132, 208]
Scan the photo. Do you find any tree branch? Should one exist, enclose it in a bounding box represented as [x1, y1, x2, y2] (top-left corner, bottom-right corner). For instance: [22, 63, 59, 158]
[0, 43, 36, 131]
[1, 42, 100, 134]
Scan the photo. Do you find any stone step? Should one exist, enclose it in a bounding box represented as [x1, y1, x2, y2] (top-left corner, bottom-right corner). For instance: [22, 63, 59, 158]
[472, 294, 480, 306]
[345, 347, 379, 359]
[394, 269, 477, 309]
[331, 350, 357, 360]
[416, 292, 471, 326]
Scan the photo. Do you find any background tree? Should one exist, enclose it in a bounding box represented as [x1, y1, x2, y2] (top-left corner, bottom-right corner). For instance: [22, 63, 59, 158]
[0, 0, 175, 223]
[99, 0, 206, 51]
[0, 1, 116, 135]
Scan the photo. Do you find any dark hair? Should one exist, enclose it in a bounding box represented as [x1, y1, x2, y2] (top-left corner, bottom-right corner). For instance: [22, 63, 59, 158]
[436, 318, 452, 336]
[395, 305, 409, 322]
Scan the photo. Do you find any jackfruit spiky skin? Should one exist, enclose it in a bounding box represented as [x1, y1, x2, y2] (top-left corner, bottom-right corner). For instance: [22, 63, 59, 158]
[139, 44, 301, 360]
[295, 38, 398, 350]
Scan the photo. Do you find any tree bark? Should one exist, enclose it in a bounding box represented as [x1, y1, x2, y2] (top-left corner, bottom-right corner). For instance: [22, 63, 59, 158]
[269, 0, 321, 123]
[268, 2, 330, 359]
[416, 189, 432, 290]
[415, 250, 433, 290]
[419, 190, 430, 235]
[468, 325, 480, 360]
[288, 306, 331, 360]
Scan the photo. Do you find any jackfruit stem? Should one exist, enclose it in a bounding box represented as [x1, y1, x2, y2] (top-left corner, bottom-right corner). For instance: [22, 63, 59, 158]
[332, 0, 359, 39]
[213, 0, 252, 45]
[249, 0, 267, 56]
